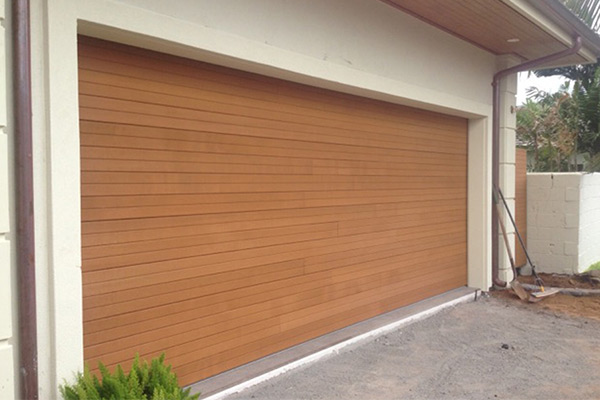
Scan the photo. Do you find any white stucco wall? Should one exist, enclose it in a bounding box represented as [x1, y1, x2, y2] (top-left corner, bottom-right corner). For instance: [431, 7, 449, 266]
[527, 173, 600, 274]
[579, 173, 600, 270]
[497, 56, 520, 283]
[17, 0, 516, 397]
[0, 0, 16, 398]
[112, 0, 497, 108]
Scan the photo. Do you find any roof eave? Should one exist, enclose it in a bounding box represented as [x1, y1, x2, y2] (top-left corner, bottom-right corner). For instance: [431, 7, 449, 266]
[540, 0, 600, 53]
[507, 0, 600, 66]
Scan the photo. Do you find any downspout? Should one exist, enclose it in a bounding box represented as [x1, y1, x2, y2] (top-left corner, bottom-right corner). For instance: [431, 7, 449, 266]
[491, 36, 582, 288]
[13, 0, 38, 399]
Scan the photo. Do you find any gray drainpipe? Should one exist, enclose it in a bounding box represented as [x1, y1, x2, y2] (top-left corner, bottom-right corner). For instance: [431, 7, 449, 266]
[491, 36, 582, 288]
[13, 0, 38, 399]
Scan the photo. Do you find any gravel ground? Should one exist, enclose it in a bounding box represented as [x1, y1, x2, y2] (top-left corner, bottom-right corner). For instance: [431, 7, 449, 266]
[225, 295, 600, 400]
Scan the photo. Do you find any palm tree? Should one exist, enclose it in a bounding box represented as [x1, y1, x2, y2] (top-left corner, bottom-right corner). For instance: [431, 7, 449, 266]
[535, 0, 600, 90]
[563, 0, 600, 31]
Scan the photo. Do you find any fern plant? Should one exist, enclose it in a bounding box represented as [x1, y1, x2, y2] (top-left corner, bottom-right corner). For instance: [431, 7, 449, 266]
[60, 354, 199, 400]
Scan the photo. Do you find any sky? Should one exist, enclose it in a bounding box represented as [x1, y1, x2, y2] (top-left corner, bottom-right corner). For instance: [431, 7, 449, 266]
[516, 71, 569, 105]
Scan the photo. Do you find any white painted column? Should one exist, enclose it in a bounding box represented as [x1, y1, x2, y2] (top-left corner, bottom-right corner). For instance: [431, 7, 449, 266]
[30, 1, 83, 398]
[496, 56, 519, 283]
[468, 117, 492, 290]
[0, 0, 17, 398]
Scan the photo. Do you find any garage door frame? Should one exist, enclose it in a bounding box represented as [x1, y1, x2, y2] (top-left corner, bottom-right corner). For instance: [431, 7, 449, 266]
[31, 6, 492, 395]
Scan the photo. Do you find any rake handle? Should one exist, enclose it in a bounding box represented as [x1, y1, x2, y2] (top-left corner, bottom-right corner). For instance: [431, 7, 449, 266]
[493, 188, 518, 279]
[497, 188, 534, 267]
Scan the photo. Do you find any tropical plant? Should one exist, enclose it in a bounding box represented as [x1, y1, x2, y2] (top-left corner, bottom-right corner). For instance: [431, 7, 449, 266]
[60, 354, 199, 400]
[535, 0, 600, 88]
[585, 152, 600, 170]
[563, 0, 600, 30]
[517, 84, 580, 171]
[571, 69, 600, 156]
[526, 0, 600, 171]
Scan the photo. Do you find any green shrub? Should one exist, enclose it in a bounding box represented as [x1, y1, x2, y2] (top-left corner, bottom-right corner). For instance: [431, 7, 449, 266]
[586, 260, 600, 272]
[60, 354, 199, 400]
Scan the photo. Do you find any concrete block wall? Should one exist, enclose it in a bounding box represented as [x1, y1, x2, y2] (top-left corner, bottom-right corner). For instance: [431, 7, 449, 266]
[579, 174, 600, 270]
[0, 0, 16, 398]
[527, 173, 600, 274]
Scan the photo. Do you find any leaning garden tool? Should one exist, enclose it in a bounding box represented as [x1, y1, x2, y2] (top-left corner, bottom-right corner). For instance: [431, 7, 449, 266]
[496, 188, 559, 299]
[493, 187, 557, 302]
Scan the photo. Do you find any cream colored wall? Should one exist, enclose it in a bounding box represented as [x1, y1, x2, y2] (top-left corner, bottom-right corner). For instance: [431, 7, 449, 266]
[112, 0, 497, 107]
[468, 118, 492, 289]
[0, 0, 16, 398]
[30, 2, 81, 398]
[24, 0, 514, 397]
[75, 1, 495, 117]
[497, 56, 520, 284]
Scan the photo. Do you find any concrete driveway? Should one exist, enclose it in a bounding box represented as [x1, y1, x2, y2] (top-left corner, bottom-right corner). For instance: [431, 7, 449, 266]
[225, 295, 600, 400]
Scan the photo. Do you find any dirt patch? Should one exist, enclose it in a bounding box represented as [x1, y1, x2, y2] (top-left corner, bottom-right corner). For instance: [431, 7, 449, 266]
[518, 272, 600, 289]
[492, 289, 600, 322]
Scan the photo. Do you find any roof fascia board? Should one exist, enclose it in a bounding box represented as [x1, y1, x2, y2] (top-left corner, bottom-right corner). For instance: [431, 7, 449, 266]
[503, 0, 597, 63]
[539, 0, 600, 52]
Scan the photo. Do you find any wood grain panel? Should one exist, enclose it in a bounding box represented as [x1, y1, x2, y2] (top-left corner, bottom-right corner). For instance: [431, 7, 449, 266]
[79, 36, 468, 386]
[515, 148, 528, 267]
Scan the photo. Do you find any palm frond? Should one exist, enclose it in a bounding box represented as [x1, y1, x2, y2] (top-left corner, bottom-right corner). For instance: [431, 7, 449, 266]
[562, 0, 600, 31]
[534, 0, 600, 85]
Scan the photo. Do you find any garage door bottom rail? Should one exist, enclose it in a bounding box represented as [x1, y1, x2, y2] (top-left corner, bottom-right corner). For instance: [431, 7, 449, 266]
[190, 286, 478, 399]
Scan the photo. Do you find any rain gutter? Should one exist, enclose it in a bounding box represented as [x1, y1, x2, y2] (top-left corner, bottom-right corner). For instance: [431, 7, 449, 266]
[491, 35, 582, 288]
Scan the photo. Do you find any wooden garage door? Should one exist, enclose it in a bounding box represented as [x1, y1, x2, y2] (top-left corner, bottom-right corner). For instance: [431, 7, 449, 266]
[79, 37, 468, 386]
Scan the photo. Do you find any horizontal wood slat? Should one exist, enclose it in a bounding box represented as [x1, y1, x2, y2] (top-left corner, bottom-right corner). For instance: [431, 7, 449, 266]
[77, 42, 466, 132]
[77, 86, 466, 149]
[85, 248, 466, 347]
[82, 225, 465, 312]
[79, 36, 468, 386]
[80, 203, 466, 249]
[81, 211, 465, 261]
[87, 261, 464, 370]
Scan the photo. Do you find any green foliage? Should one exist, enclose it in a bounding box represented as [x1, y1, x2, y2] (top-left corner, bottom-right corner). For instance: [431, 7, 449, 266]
[585, 260, 600, 271]
[571, 69, 600, 155]
[517, 84, 580, 171]
[522, 0, 600, 171]
[60, 354, 199, 400]
[535, 0, 600, 87]
[518, 75, 600, 172]
[584, 152, 600, 171]
[535, 63, 599, 91]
